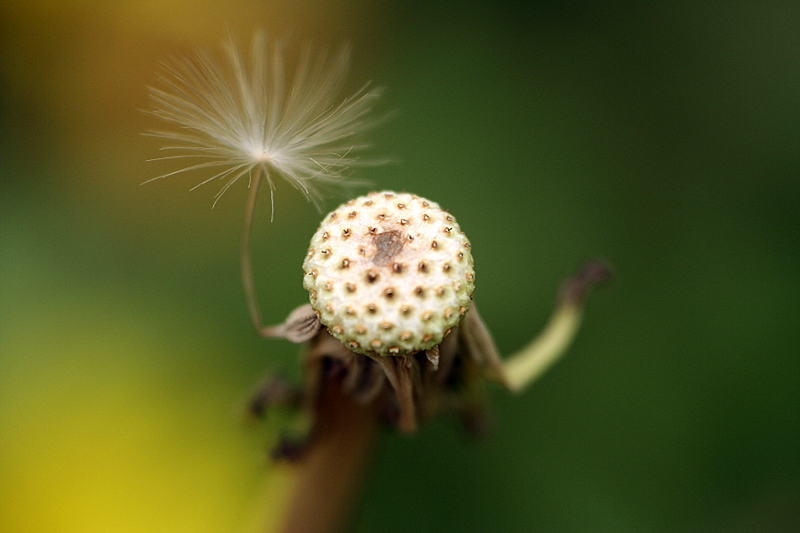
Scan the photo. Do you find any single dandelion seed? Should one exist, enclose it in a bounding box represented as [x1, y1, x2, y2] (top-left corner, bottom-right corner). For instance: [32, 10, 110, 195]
[144, 32, 384, 212]
[144, 32, 386, 336]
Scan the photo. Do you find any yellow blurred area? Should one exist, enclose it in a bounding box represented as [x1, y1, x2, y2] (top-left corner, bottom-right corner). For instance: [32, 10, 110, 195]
[0, 239, 293, 532]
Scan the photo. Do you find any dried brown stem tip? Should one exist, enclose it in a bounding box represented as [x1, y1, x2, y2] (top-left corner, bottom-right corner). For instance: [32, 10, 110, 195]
[559, 261, 612, 306]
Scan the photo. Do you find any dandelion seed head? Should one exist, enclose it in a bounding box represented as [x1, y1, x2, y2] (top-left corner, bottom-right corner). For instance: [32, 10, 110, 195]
[145, 32, 383, 209]
[303, 191, 475, 356]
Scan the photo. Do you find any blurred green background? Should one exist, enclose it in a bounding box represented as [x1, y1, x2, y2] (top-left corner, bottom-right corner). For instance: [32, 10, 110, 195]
[1, 1, 798, 532]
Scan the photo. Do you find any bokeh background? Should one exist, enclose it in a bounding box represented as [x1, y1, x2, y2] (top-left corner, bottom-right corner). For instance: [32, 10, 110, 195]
[1, 1, 798, 531]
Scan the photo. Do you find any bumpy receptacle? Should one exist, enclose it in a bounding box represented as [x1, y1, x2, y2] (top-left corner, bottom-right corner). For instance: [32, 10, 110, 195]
[303, 191, 475, 356]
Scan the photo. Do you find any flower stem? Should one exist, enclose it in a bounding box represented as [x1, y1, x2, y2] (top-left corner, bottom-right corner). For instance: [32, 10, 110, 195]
[241, 168, 286, 337]
[241, 168, 266, 333]
[502, 304, 584, 393]
[278, 374, 380, 533]
[502, 261, 610, 393]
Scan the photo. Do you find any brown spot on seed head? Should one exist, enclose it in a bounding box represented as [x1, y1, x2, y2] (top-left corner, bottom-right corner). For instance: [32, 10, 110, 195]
[355, 325, 367, 335]
[332, 325, 344, 334]
[418, 262, 428, 273]
[388, 346, 400, 354]
[348, 340, 360, 349]
[372, 230, 404, 266]
[367, 304, 378, 314]
[399, 331, 413, 341]
[342, 228, 351, 239]
[383, 288, 395, 299]
[422, 214, 430, 221]
[431, 240, 438, 249]
[366, 270, 379, 283]
[392, 262, 404, 273]
[443, 263, 451, 271]
[380, 321, 393, 330]
[421, 311, 433, 321]
[345, 283, 356, 292]
[371, 339, 383, 349]
[399, 218, 409, 226]
[348, 211, 358, 219]
[414, 286, 424, 297]
[345, 306, 356, 315]
[422, 333, 432, 343]
[341, 258, 350, 269]
[322, 231, 329, 240]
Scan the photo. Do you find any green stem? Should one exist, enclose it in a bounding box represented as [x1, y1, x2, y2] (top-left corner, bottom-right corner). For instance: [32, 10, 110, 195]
[502, 261, 610, 393]
[503, 304, 584, 393]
